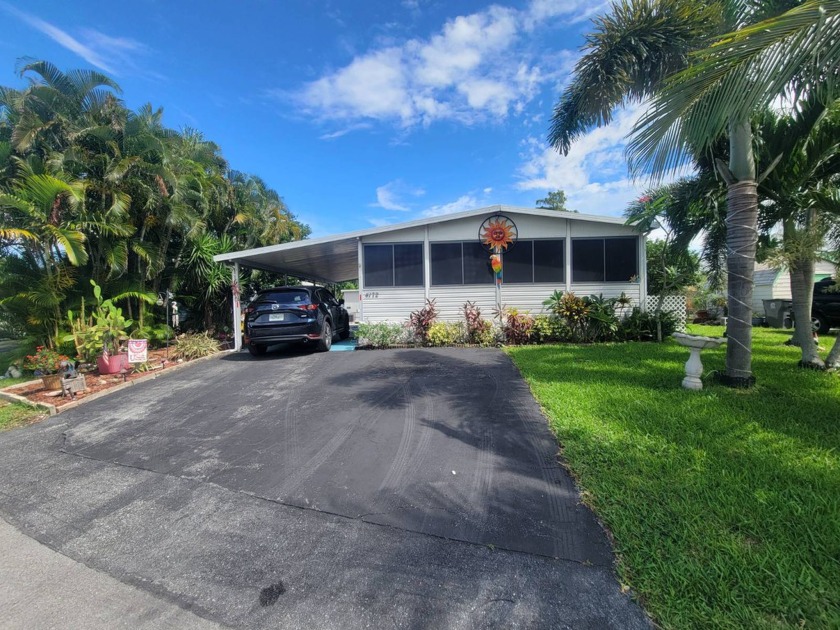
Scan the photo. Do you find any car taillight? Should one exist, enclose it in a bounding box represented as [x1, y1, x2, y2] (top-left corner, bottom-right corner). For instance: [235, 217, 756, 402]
[301, 303, 319, 311]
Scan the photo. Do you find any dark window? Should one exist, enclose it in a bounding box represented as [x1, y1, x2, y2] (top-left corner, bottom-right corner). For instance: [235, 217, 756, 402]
[364, 243, 423, 287]
[394, 244, 424, 286]
[258, 289, 311, 304]
[463, 242, 494, 284]
[572, 239, 605, 282]
[503, 241, 533, 283]
[431, 243, 463, 285]
[364, 244, 394, 287]
[572, 238, 638, 282]
[534, 240, 565, 283]
[605, 238, 638, 281]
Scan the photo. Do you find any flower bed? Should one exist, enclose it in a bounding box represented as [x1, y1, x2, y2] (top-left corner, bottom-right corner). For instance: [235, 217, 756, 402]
[4, 348, 196, 409]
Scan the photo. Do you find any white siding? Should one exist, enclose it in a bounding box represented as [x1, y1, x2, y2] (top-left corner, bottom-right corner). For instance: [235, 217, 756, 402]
[571, 221, 638, 237]
[430, 286, 498, 321]
[356, 210, 646, 322]
[359, 287, 425, 323]
[752, 285, 774, 314]
[364, 226, 426, 243]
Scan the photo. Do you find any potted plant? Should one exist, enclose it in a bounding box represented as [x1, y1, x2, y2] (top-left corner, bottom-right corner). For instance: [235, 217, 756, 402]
[23, 346, 70, 390]
[65, 281, 133, 375]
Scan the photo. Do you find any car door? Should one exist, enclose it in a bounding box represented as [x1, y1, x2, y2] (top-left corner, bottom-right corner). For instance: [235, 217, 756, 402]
[322, 289, 345, 330]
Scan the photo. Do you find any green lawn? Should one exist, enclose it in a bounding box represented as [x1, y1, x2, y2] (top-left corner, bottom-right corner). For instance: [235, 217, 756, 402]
[0, 400, 45, 431]
[506, 326, 840, 630]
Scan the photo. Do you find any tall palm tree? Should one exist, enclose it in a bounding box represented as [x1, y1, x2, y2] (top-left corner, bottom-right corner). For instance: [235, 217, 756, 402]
[628, 0, 840, 382]
[754, 100, 840, 368]
[551, 0, 839, 385]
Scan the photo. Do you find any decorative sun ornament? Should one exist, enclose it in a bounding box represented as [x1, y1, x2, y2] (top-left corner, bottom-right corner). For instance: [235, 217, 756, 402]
[479, 215, 518, 252]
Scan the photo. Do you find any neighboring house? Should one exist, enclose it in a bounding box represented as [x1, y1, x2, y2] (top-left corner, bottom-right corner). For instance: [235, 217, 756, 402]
[752, 261, 836, 316]
[215, 205, 647, 347]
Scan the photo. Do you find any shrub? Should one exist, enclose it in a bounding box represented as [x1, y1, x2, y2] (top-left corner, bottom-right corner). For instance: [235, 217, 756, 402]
[532, 314, 570, 343]
[427, 322, 465, 346]
[583, 294, 620, 342]
[462, 301, 496, 345]
[619, 307, 678, 341]
[172, 332, 221, 360]
[132, 324, 175, 348]
[356, 322, 406, 348]
[501, 308, 534, 345]
[23, 346, 69, 375]
[409, 299, 438, 343]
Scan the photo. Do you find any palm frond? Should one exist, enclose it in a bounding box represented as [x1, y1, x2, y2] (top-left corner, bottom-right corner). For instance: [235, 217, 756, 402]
[627, 0, 840, 178]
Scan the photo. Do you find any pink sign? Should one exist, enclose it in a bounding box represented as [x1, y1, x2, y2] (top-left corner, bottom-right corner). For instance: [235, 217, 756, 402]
[128, 339, 148, 363]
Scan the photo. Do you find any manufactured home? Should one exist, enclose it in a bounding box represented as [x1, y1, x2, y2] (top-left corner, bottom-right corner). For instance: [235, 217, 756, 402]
[752, 260, 837, 316]
[215, 205, 647, 350]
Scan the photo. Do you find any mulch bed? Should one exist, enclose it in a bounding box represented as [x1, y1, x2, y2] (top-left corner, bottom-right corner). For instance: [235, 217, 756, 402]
[4, 348, 192, 409]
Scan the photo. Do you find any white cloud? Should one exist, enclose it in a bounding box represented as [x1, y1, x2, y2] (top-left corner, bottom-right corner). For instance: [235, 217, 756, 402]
[516, 104, 670, 217]
[524, 0, 611, 26]
[0, 3, 150, 78]
[371, 180, 425, 211]
[421, 186, 495, 218]
[318, 122, 373, 140]
[516, 102, 695, 217]
[294, 1, 590, 128]
[423, 194, 482, 218]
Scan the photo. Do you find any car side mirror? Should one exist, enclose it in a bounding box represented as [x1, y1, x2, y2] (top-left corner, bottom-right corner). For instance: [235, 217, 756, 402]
[338, 298, 345, 305]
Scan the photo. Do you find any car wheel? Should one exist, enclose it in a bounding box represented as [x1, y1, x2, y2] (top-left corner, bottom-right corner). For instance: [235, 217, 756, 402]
[317, 321, 332, 352]
[812, 313, 831, 335]
[248, 344, 266, 356]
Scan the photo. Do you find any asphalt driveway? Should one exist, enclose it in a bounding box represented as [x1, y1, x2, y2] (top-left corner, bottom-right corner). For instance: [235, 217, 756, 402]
[0, 348, 649, 629]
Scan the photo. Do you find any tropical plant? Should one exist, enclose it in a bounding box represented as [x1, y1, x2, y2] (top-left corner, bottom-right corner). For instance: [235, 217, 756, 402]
[409, 299, 438, 343]
[532, 314, 570, 343]
[355, 322, 407, 348]
[427, 322, 465, 346]
[549, 0, 840, 386]
[619, 307, 679, 341]
[171, 332, 221, 361]
[462, 301, 494, 344]
[0, 59, 309, 351]
[500, 308, 534, 345]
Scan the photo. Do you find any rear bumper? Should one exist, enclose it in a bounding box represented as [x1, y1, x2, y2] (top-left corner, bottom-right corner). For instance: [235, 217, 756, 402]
[246, 321, 322, 346]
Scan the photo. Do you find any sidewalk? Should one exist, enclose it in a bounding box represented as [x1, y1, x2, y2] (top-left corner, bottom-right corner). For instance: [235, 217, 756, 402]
[0, 518, 222, 630]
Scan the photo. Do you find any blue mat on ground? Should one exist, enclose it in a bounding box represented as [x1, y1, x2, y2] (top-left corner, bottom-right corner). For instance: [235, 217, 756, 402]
[330, 339, 357, 351]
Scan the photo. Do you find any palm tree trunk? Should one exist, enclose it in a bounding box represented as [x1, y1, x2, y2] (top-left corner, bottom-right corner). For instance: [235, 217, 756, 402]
[723, 118, 758, 386]
[789, 259, 824, 368]
[826, 335, 840, 369]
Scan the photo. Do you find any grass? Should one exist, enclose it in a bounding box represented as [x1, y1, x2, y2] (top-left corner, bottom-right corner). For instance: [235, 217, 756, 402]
[0, 400, 45, 431]
[0, 376, 37, 389]
[506, 326, 840, 629]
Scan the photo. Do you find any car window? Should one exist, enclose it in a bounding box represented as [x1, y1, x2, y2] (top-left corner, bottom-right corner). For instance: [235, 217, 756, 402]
[323, 289, 337, 304]
[257, 290, 311, 304]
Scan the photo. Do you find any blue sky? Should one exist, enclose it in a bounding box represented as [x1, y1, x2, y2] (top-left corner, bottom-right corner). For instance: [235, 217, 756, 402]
[0, 0, 649, 238]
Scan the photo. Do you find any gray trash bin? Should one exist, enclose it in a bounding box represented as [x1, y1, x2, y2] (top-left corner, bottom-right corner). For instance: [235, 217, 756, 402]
[763, 299, 792, 328]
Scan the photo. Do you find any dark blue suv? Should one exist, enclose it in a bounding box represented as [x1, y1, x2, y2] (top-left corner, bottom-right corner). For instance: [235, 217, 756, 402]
[244, 286, 350, 355]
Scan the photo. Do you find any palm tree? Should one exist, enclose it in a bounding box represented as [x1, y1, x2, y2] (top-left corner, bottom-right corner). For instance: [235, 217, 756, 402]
[551, 0, 839, 385]
[0, 166, 87, 343]
[754, 100, 840, 368]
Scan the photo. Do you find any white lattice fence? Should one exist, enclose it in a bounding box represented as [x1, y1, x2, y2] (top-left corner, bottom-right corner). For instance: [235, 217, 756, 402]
[645, 295, 687, 331]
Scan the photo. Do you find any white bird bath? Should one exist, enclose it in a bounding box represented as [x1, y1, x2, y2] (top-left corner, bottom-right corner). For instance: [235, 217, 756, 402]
[672, 332, 726, 390]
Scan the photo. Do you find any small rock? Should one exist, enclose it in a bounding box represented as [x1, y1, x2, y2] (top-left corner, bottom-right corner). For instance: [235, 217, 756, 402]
[44, 390, 62, 397]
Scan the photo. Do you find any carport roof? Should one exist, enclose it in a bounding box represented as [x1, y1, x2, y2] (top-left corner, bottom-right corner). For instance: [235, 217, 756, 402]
[213, 204, 634, 283]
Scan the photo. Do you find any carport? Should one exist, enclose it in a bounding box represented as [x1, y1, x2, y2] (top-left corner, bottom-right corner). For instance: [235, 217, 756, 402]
[214, 231, 364, 351]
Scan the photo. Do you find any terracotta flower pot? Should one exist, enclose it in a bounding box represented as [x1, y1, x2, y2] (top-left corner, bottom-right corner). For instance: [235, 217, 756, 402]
[97, 353, 129, 375]
[41, 373, 62, 391]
